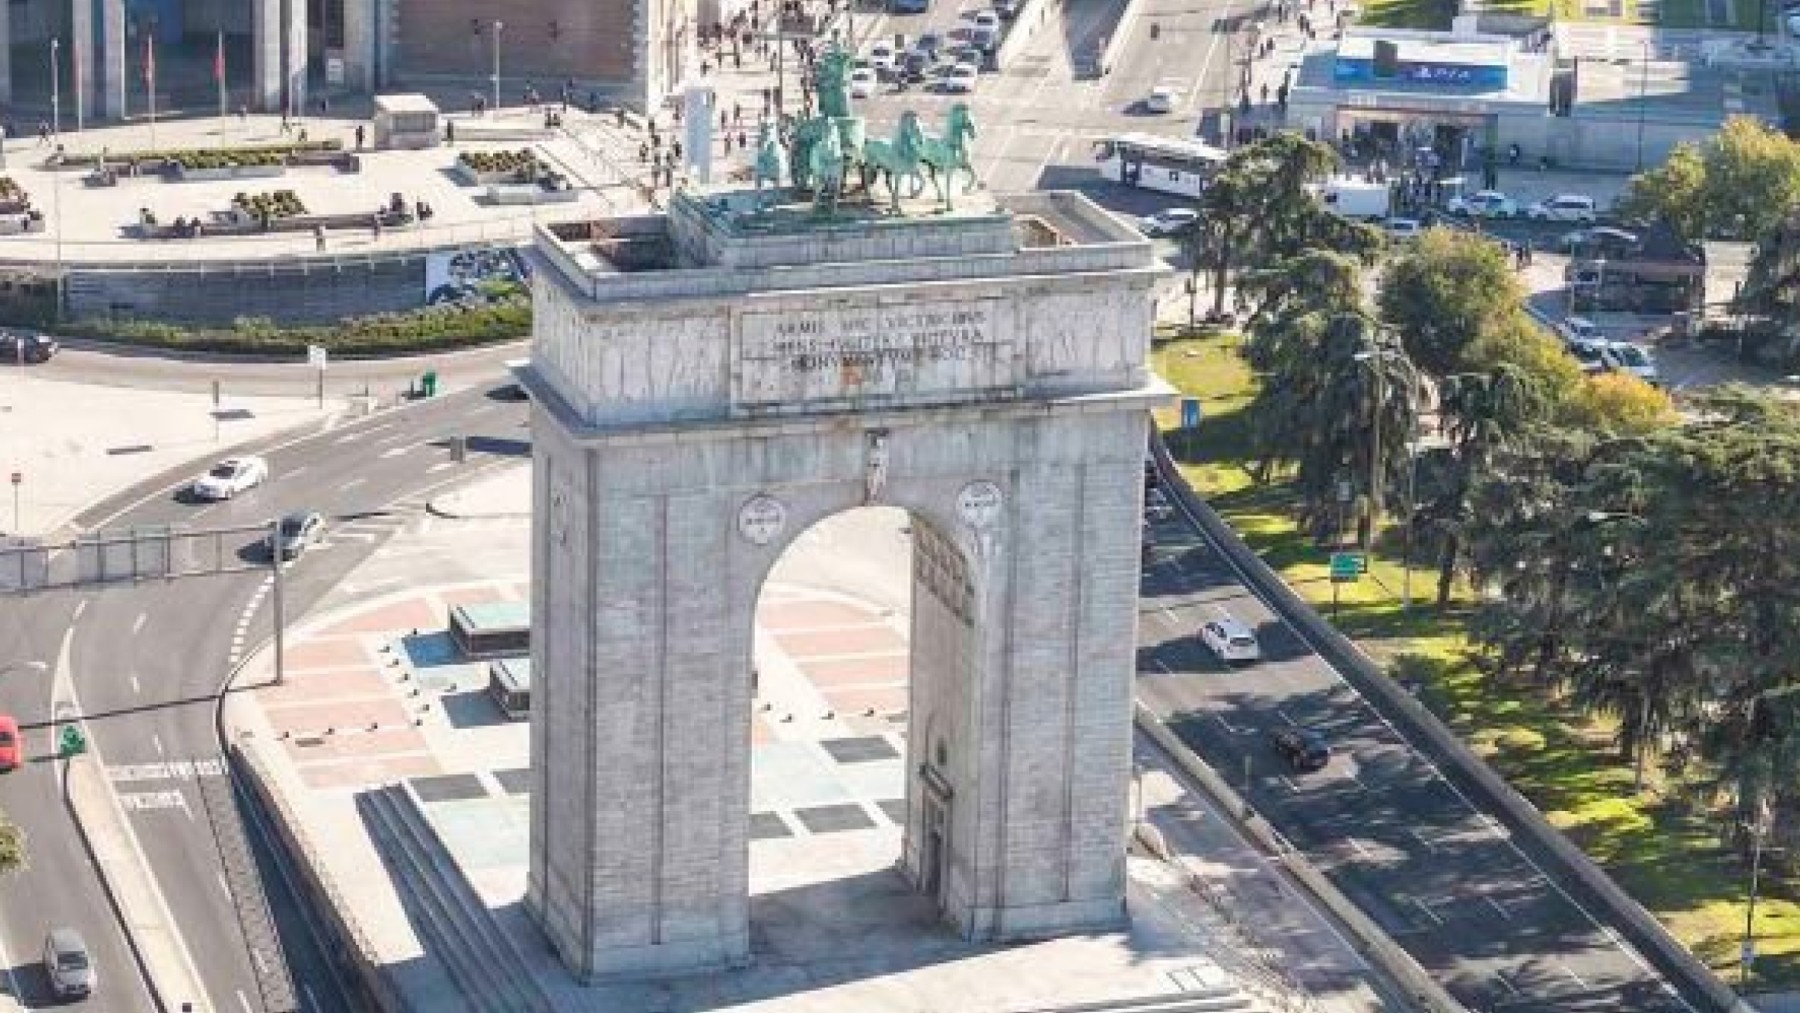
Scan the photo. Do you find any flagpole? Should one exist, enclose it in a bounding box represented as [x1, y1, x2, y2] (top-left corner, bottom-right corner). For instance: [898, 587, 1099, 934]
[146, 32, 156, 149]
[73, 38, 83, 135]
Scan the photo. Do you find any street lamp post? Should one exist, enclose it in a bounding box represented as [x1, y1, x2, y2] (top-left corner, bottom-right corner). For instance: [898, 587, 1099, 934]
[1634, 41, 1650, 172]
[1743, 799, 1771, 987]
[491, 20, 504, 118]
[49, 38, 60, 138]
[1356, 347, 1422, 602]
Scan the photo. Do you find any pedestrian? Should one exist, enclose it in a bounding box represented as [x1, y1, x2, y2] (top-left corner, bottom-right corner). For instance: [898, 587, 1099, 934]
[280, 111, 291, 134]
[673, 139, 684, 161]
[318, 95, 329, 116]
[238, 104, 248, 123]
[36, 120, 48, 146]
[446, 119, 457, 145]
[737, 129, 747, 150]
[372, 214, 383, 240]
[640, 141, 650, 162]
[297, 126, 309, 143]
[733, 101, 742, 123]
[354, 123, 366, 149]
[721, 109, 730, 130]
[314, 224, 326, 251]
[1260, 82, 1269, 104]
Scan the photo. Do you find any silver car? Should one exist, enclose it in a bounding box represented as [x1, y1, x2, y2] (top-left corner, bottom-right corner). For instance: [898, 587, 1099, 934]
[44, 928, 94, 999]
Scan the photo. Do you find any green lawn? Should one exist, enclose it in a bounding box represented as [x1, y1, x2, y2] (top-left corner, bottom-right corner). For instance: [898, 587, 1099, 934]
[1151, 330, 1800, 991]
[1356, 0, 1758, 30]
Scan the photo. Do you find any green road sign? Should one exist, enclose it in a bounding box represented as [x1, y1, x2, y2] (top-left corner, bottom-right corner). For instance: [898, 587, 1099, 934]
[58, 724, 87, 757]
[1329, 551, 1364, 583]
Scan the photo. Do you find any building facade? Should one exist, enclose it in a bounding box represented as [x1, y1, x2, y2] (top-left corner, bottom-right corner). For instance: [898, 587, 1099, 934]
[0, 0, 691, 122]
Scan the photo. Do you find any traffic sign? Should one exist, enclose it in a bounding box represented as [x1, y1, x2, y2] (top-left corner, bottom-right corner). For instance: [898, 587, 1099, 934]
[1329, 551, 1364, 583]
[307, 344, 329, 369]
[9, 471, 18, 485]
[58, 724, 87, 757]
[1180, 397, 1202, 429]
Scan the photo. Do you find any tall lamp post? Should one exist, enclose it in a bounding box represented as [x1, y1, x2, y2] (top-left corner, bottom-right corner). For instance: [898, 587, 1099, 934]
[49, 37, 61, 138]
[1743, 797, 1772, 988]
[1634, 40, 1650, 172]
[490, 20, 504, 118]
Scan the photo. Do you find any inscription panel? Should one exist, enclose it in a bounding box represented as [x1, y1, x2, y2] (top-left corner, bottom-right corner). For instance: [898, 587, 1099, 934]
[735, 298, 1015, 409]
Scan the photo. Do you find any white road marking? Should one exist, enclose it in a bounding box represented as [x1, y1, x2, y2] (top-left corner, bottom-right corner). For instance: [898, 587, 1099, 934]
[1345, 836, 1371, 857]
[151, 733, 165, 756]
[1410, 896, 1444, 926]
[1408, 827, 1437, 853]
[129, 673, 141, 695]
[287, 465, 309, 479]
[1494, 969, 1521, 994]
[380, 445, 413, 459]
[341, 477, 367, 491]
[107, 759, 228, 782]
[429, 461, 455, 473]
[72, 599, 88, 620]
[303, 984, 321, 1013]
[132, 611, 148, 635]
[118, 790, 186, 811]
[1561, 962, 1590, 989]
[219, 871, 234, 898]
[238, 988, 256, 1013]
[1210, 712, 1242, 735]
[1274, 706, 1298, 726]
[1485, 895, 1512, 920]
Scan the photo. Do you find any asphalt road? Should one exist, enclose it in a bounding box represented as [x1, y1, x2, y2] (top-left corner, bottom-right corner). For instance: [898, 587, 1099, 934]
[0, 384, 530, 1013]
[1134, 471, 1697, 1012]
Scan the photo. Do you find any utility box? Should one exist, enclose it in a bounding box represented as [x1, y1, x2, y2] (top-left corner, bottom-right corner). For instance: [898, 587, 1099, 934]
[372, 93, 441, 151]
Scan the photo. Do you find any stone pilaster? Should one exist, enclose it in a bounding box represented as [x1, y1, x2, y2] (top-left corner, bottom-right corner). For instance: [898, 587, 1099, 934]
[100, 0, 125, 119]
[251, 0, 282, 111]
[283, 0, 307, 114]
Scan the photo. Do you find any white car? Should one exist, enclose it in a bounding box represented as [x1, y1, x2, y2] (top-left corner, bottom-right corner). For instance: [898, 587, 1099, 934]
[1528, 194, 1597, 222]
[1602, 341, 1660, 385]
[1139, 207, 1199, 237]
[941, 63, 979, 92]
[972, 9, 1002, 30]
[1144, 85, 1176, 113]
[849, 68, 878, 97]
[190, 456, 269, 501]
[1557, 315, 1603, 343]
[1446, 189, 1519, 218]
[867, 41, 897, 70]
[1200, 610, 1261, 664]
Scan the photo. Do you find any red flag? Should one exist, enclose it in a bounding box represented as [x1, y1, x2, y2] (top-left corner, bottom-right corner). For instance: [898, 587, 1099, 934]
[213, 33, 224, 82]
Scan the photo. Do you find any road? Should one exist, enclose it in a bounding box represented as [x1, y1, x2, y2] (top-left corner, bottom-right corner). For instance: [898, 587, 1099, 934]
[1135, 463, 1698, 1012]
[0, 384, 530, 1013]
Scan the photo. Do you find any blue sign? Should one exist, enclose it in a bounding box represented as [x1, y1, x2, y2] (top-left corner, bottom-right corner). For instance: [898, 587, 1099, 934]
[1180, 397, 1202, 429]
[1333, 58, 1507, 90]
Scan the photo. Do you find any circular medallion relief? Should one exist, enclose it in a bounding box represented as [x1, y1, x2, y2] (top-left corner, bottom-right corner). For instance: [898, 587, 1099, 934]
[737, 494, 788, 545]
[956, 481, 1004, 529]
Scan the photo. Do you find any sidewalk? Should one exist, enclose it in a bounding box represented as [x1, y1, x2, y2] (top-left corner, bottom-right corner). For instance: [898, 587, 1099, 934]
[0, 374, 343, 538]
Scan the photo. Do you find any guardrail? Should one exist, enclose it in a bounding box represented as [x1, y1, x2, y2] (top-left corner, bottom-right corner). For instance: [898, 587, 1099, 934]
[1148, 433, 1754, 1013]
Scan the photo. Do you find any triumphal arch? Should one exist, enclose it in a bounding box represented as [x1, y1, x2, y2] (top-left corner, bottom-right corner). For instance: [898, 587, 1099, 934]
[518, 176, 1171, 980]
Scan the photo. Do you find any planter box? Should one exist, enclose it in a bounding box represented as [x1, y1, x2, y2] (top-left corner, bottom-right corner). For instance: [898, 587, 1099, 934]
[169, 163, 286, 182]
[452, 161, 541, 187]
[0, 215, 46, 236]
[486, 182, 579, 206]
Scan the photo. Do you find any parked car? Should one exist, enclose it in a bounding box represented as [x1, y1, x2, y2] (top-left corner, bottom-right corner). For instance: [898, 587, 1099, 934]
[1270, 726, 1330, 772]
[189, 456, 269, 501]
[1144, 84, 1176, 113]
[1199, 610, 1261, 663]
[1527, 194, 1598, 222]
[867, 41, 897, 69]
[900, 51, 930, 81]
[994, 0, 1021, 15]
[1566, 338, 1609, 374]
[0, 714, 19, 773]
[1558, 225, 1639, 254]
[970, 24, 999, 50]
[849, 67, 878, 97]
[891, 0, 929, 13]
[0, 330, 56, 364]
[941, 63, 979, 92]
[267, 511, 326, 561]
[1602, 340, 1660, 385]
[915, 30, 945, 54]
[1557, 315, 1603, 343]
[1446, 189, 1518, 218]
[44, 928, 94, 999]
[1139, 207, 1199, 237]
[1384, 217, 1423, 240]
[972, 8, 1002, 30]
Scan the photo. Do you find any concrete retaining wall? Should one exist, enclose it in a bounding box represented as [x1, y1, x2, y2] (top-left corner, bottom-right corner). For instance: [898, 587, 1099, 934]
[63, 257, 427, 325]
[1148, 434, 1755, 1013]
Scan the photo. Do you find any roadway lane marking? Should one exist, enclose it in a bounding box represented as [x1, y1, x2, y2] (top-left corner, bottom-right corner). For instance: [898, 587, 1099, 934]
[219, 871, 234, 899]
[107, 759, 228, 782]
[118, 790, 186, 812]
[288, 465, 309, 479]
[303, 984, 321, 1013]
[1210, 712, 1243, 735]
[150, 733, 164, 756]
[341, 477, 367, 492]
[1409, 896, 1444, 926]
[1485, 895, 1513, 920]
[1274, 706, 1298, 726]
[73, 599, 88, 620]
[1345, 836, 1371, 858]
[238, 988, 256, 1013]
[132, 611, 148, 635]
[130, 673, 141, 695]
[1408, 827, 1438, 853]
[1560, 962, 1591, 989]
[429, 461, 455, 473]
[1494, 969, 1521, 994]
[380, 445, 414, 459]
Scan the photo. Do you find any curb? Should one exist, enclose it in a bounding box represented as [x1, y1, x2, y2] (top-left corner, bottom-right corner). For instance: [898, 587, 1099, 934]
[425, 497, 531, 520]
[1098, 0, 1151, 77]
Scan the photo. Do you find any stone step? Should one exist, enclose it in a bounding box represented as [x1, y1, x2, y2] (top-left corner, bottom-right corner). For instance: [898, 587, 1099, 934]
[1010, 987, 1258, 1013]
[358, 786, 551, 1013]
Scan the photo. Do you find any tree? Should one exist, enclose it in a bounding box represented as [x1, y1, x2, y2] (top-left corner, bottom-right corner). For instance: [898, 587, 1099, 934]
[0, 811, 21, 875]
[1462, 313, 1584, 408]
[1619, 116, 1800, 243]
[1379, 228, 1528, 376]
[1558, 373, 1677, 434]
[1426, 364, 1547, 605]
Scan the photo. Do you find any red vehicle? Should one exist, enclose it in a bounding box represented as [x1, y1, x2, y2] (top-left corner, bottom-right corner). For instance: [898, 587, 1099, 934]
[0, 715, 20, 772]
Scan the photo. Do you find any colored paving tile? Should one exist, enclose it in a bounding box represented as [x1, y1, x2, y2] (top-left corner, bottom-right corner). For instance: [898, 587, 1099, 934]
[411, 773, 490, 802]
[298, 753, 442, 790]
[793, 803, 877, 834]
[817, 685, 909, 716]
[284, 637, 374, 670]
[749, 812, 794, 840]
[284, 726, 429, 762]
[758, 599, 886, 631]
[775, 627, 906, 659]
[324, 599, 440, 635]
[400, 631, 460, 667]
[749, 742, 855, 811]
[440, 585, 513, 607]
[802, 655, 909, 687]
[750, 714, 775, 745]
[820, 736, 900, 764]
[255, 667, 391, 704]
[264, 697, 413, 733]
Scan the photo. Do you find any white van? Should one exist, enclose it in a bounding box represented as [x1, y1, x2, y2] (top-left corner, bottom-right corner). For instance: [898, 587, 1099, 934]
[1200, 610, 1261, 663]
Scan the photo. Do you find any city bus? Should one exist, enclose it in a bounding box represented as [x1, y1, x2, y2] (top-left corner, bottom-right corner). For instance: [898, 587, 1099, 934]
[1094, 133, 1229, 198]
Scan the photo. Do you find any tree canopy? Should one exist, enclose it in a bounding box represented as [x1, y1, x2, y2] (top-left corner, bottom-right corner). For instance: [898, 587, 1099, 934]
[1619, 116, 1800, 243]
[1379, 227, 1529, 376]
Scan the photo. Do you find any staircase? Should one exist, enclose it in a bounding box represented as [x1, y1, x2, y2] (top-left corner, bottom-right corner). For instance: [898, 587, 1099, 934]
[356, 784, 553, 1013]
[1011, 988, 1263, 1012]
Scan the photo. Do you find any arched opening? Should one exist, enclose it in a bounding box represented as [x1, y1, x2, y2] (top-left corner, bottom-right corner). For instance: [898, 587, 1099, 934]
[745, 503, 978, 948]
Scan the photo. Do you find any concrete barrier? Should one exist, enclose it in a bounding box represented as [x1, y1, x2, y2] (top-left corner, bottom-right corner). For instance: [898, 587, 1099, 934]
[995, 0, 1059, 70]
[1097, 0, 1150, 77]
[1149, 433, 1756, 1013]
[1134, 702, 1469, 1013]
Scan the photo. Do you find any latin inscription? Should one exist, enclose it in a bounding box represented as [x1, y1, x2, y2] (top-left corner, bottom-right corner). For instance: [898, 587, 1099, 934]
[737, 298, 1012, 407]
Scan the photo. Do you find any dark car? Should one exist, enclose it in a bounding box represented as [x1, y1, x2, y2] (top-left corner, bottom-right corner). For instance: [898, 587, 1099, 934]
[0, 331, 57, 364]
[902, 50, 931, 81]
[1271, 726, 1330, 772]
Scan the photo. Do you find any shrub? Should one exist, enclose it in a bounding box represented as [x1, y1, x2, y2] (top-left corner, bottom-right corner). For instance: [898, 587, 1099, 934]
[61, 298, 531, 357]
[231, 190, 308, 219]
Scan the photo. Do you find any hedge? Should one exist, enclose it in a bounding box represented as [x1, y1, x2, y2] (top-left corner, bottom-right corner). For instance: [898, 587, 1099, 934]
[62, 298, 530, 357]
[52, 140, 343, 170]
